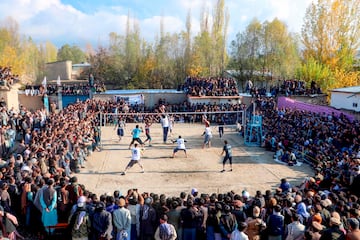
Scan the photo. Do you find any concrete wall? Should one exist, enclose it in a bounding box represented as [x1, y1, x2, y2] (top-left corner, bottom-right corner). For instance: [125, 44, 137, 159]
[45, 61, 72, 80]
[94, 92, 187, 107]
[18, 94, 44, 111]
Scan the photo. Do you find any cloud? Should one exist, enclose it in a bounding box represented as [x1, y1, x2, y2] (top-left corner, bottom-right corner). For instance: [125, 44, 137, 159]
[0, 0, 311, 48]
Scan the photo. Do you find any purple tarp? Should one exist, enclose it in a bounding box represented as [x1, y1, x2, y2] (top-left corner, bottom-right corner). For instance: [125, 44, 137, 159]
[277, 96, 355, 122]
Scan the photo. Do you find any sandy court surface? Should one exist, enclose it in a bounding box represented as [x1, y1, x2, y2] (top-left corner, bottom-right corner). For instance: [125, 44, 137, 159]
[75, 123, 313, 197]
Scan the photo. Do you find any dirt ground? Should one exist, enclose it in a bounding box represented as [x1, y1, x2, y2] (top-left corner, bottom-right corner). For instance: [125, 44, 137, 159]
[75, 123, 313, 198]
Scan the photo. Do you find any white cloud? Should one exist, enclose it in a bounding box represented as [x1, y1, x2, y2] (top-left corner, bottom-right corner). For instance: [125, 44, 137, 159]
[0, 0, 311, 47]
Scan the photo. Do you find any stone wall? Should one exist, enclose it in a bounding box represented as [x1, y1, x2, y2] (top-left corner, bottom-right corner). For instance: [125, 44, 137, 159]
[45, 61, 72, 80]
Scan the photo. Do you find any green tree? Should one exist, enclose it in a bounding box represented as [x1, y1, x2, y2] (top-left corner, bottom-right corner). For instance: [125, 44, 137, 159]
[301, 0, 360, 93]
[229, 18, 262, 90]
[229, 18, 299, 90]
[57, 44, 86, 63]
[262, 19, 300, 81]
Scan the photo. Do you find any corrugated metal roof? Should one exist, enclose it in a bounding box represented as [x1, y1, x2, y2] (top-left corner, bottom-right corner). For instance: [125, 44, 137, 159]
[331, 86, 360, 93]
[104, 89, 183, 94]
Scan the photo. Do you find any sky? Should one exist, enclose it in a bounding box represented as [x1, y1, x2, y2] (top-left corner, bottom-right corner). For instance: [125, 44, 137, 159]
[0, 0, 313, 48]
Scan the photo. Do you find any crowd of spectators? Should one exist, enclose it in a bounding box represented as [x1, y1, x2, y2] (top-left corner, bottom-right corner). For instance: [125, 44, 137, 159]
[24, 82, 107, 96]
[0, 66, 19, 89]
[180, 76, 239, 97]
[0, 99, 104, 238]
[0, 92, 358, 239]
[272, 80, 322, 96]
[245, 79, 323, 98]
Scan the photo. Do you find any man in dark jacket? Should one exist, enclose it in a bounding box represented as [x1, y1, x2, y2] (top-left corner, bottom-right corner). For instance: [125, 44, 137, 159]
[180, 199, 200, 240]
[92, 202, 113, 240]
[140, 197, 157, 240]
[266, 205, 284, 240]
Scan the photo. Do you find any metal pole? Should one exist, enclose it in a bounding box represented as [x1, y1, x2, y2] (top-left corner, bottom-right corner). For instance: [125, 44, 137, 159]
[58, 86, 63, 111]
[99, 112, 103, 147]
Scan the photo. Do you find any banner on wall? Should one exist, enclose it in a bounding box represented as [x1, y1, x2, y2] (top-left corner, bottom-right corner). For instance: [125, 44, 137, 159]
[114, 94, 144, 105]
[277, 96, 354, 121]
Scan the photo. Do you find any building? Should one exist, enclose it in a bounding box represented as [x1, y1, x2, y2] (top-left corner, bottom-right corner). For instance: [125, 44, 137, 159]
[45, 61, 91, 82]
[331, 86, 360, 112]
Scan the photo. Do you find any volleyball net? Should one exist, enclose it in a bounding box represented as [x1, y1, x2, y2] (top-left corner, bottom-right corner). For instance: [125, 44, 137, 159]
[98, 110, 245, 144]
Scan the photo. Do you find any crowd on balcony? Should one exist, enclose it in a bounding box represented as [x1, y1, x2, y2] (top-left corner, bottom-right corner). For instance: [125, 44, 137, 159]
[24, 82, 106, 96]
[0, 66, 19, 89]
[245, 79, 323, 98]
[181, 76, 239, 97]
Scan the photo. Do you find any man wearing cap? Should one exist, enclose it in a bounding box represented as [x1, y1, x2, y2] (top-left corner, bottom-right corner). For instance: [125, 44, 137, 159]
[113, 198, 131, 240]
[140, 197, 157, 240]
[154, 214, 177, 240]
[68, 196, 91, 240]
[219, 204, 238, 239]
[319, 216, 345, 240]
[232, 200, 246, 225]
[315, 201, 331, 227]
[245, 206, 266, 240]
[307, 221, 323, 240]
[191, 188, 198, 198]
[92, 202, 113, 240]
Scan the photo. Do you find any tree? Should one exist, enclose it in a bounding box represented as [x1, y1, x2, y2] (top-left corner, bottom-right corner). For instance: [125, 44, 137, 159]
[229, 18, 262, 90]
[262, 19, 300, 80]
[44, 41, 58, 63]
[57, 44, 86, 63]
[301, 0, 360, 92]
[229, 18, 299, 90]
